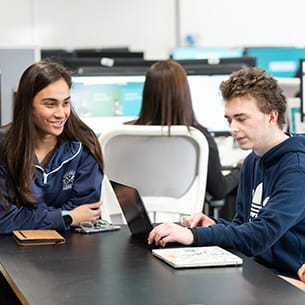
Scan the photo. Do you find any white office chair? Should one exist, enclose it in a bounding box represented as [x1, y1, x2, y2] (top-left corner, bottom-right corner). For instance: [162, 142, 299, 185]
[99, 125, 209, 224]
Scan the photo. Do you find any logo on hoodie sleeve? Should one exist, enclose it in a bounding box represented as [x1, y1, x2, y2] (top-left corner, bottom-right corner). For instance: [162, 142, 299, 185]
[62, 170, 76, 190]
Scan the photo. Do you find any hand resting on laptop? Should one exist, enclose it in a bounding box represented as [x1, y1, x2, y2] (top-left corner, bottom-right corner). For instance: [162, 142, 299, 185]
[148, 212, 216, 247]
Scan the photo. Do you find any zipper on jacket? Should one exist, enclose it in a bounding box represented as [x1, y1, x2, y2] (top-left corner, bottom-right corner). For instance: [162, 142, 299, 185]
[35, 165, 48, 184]
[43, 172, 48, 184]
[34, 143, 82, 185]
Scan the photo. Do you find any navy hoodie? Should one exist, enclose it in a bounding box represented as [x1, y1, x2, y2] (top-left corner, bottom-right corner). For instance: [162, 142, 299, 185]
[0, 141, 102, 233]
[193, 134, 305, 277]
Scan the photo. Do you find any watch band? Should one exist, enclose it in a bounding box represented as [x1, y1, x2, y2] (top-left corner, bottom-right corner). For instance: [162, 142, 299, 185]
[61, 210, 73, 230]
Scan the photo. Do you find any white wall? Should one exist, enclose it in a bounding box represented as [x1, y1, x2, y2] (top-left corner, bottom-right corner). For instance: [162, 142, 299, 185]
[0, 1, 33, 45]
[179, 0, 305, 48]
[0, 0, 177, 59]
[1, 0, 305, 59]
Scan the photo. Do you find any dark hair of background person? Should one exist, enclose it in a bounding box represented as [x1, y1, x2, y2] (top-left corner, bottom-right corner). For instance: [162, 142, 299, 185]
[127, 60, 241, 218]
[134, 60, 201, 129]
[0, 60, 104, 208]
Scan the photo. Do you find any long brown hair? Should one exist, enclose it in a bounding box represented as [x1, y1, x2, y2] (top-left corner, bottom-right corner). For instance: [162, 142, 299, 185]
[134, 60, 199, 128]
[0, 60, 103, 208]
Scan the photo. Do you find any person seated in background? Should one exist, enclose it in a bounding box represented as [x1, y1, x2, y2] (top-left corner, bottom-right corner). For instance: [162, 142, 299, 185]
[126, 60, 242, 218]
[0, 60, 104, 234]
[148, 67, 305, 283]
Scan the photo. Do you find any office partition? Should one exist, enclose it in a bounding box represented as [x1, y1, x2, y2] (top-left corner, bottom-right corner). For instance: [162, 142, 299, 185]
[0, 48, 38, 125]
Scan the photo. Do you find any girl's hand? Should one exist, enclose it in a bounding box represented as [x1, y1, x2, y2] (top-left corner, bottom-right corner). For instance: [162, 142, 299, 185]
[69, 201, 102, 226]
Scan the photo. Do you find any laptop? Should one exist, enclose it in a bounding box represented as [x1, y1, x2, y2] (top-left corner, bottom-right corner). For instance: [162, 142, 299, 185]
[109, 180, 154, 238]
[109, 181, 242, 266]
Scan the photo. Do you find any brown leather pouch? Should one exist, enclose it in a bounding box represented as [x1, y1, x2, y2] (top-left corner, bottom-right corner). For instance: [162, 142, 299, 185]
[12, 230, 65, 246]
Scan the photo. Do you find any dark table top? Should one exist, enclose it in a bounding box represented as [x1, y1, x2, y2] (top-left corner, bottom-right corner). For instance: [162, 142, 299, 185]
[0, 226, 304, 305]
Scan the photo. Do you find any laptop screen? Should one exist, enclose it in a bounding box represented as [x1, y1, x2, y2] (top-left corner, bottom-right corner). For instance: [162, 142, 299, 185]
[110, 181, 153, 237]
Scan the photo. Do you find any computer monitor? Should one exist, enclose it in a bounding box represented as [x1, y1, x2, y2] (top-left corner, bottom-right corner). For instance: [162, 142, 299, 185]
[72, 49, 144, 59]
[71, 73, 145, 135]
[276, 77, 300, 99]
[62, 58, 156, 71]
[63, 57, 254, 75]
[40, 49, 74, 66]
[187, 72, 230, 136]
[177, 57, 256, 69]
[172, 47, 244, 60]
[41, 49, 74, 59]
[70, 66, 235, 136]
[244, 47, 305, 77]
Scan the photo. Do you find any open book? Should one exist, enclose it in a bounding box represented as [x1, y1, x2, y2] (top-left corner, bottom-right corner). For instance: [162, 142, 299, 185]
[152, 246, 243, 269]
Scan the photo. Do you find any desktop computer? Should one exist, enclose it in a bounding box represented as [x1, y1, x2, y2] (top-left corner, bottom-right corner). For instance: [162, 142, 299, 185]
[244, 47, 305, 77]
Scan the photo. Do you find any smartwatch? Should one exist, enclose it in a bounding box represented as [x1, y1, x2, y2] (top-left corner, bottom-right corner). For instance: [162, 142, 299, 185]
[61, 210, 73, 230]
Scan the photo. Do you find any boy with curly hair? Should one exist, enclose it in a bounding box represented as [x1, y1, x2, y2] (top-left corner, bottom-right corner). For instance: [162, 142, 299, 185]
[148, 67, 305, 283]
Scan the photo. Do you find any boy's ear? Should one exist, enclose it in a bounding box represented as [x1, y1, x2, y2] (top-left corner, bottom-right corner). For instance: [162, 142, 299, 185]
[268, 110, 279, 126]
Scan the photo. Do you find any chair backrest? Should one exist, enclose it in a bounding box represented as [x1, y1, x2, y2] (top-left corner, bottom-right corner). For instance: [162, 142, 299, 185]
[99, 125, 209, 223]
